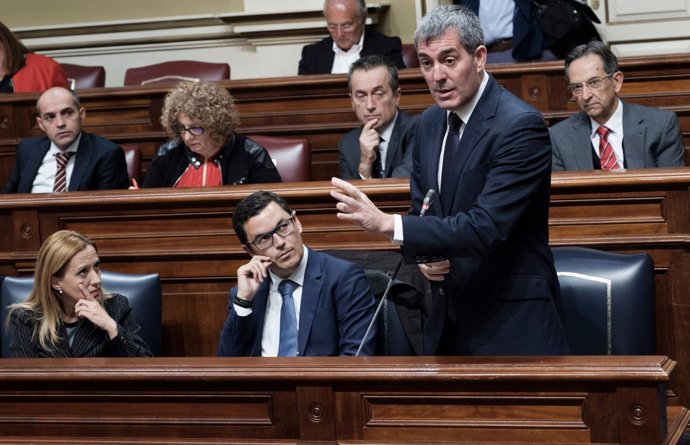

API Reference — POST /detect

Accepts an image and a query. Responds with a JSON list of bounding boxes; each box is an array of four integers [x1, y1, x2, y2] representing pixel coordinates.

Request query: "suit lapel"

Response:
[[69, 133, 90, 191], [384, 112, 404, 177], [621, 102, 645, 168], [570, 113, 596, 170], [297, 249, 323, 355], [22, 140, 51, 192]]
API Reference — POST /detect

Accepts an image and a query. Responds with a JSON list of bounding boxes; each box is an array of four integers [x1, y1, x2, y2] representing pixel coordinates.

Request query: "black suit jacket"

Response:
[[7, 294, 153, 358], [402, 75, 569, 356], [2, 132, 130, 193], [338, 111, 417, 179], [298, 30, 405, 75]]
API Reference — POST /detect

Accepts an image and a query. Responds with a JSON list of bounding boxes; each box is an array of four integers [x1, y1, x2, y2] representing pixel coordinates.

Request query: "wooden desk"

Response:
[[1, 169, 690, 405], [1, 54, 690, 185], [0, 356, 680, 444]]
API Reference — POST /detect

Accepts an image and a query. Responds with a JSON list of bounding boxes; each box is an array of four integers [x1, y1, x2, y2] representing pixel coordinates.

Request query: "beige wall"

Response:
[[377, 0, 418, 44], [2, 0, 244, 27]]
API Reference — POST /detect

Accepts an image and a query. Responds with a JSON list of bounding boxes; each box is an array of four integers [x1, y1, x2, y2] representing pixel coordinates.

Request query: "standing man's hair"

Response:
[[347, 54, 400, 92], [413, 5, 484, 56], [232, 191, 293, 244], [564, 41, 619, 81]]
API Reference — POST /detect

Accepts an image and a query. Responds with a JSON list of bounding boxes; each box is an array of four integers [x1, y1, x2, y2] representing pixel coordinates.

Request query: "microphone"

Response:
[[354, 189, 436, 356]]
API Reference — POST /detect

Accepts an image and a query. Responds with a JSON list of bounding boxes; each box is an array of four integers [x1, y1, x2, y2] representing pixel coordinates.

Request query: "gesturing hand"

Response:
[[330, 177, 395, 237]]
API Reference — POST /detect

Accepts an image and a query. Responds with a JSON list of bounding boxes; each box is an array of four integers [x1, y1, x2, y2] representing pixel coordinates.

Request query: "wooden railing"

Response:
[[0, 356, 683, 444], [1, 168, 690, 407], [2, 53, 690, 185]]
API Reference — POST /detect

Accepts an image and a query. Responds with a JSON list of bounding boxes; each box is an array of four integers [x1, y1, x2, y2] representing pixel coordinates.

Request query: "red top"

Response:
[[12, 53, 69, 93], [175, 160, 222, 188]]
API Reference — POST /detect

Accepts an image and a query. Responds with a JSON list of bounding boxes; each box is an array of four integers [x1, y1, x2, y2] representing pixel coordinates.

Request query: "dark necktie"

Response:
[[372, 137, 384, 178], [277, 279, 298, 357], [53, 152, 74, 192], [441, 113, 463, 209], [596, 126, 621, 171]]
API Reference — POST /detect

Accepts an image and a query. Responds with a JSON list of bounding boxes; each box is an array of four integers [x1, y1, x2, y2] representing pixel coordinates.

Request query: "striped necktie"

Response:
[[596, 126, 621, 171], [53, 152, 74, 192]]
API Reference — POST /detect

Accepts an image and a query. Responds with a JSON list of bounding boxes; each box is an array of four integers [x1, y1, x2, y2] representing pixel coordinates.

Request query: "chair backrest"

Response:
[[120, 144, 142, 184], [61, 63, 106, 89], [401, 44, 419, 68], [247, 135, 311, 182], [123, 60, 230, 86], [363, 268, 420, 356], [552, 246, 655, 355], [0, 270, 162, 357]]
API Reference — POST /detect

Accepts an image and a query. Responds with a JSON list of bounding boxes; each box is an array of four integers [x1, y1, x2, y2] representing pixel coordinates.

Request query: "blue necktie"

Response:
[[441, 113, 462, 211], [277, 279, 299, 356]]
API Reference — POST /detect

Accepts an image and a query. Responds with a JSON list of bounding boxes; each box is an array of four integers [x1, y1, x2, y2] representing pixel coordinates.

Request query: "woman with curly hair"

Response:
[[0, 21, 69, 93], [5, 230, 153, 358], [142, 80, 282, 187]]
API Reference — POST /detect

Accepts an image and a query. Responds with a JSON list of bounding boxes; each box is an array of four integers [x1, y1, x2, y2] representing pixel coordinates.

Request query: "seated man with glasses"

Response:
[[217, 190, 377, 357], [298, 0, 406, 75], [550, 41, 685, 171], [142, 81, 281, 187]]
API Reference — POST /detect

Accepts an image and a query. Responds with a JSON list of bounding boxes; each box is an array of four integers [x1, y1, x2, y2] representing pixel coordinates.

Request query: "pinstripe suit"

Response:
[[7, 294, 153, 358]]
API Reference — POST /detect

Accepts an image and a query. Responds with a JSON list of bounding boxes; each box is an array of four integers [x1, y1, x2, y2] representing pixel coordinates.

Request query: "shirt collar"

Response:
[[332, 30, 365, 56], [269, 245, 309, 290], [589, 98, 624, 137], [447, 71, 489, 124], [378, 110, 398, 143], [49, 133, 82, 155]]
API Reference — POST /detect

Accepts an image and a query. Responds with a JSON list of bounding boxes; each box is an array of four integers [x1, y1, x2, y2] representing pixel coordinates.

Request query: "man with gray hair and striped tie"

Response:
[[2, 86, 129, 193]]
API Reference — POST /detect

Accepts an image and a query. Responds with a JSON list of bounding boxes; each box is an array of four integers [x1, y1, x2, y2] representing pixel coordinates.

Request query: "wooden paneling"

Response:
[[0, 356, 680, 444]]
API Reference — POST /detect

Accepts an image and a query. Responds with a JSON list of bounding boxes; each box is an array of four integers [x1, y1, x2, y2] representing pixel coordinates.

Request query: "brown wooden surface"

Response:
[[1, 168, 690, 409], [0, 355, 677, 444], [2, 53, 690, 185]]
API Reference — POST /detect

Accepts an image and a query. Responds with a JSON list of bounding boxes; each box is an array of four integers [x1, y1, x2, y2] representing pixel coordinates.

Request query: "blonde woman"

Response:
[[5, 230, 152, 358]]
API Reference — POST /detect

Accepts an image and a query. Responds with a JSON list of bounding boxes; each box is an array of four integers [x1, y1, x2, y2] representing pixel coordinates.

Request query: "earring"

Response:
[[55, 287, 63, 294]]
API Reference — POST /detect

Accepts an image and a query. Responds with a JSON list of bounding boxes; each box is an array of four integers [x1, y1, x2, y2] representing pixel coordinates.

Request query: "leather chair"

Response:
[[552, 246, 656, 355], [123, 60, 230, 86], [61, 63, 106, 89], [248, 135, 311, 182], [120, 144, 142, 184], [401, 43, 419, 68], [0, 271, 162, 357]]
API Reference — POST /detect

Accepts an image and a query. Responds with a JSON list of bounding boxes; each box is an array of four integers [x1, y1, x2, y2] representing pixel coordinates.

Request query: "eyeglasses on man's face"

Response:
[[567, 73, 615, 96], [172, 124, 205, 136], [327, 22, 356, 33], [247, 215, 296, 251]]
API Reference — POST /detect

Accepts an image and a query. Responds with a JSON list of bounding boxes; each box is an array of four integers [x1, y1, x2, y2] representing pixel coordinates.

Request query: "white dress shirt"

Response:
[[331, 32, 365, 74], [31, 134, 82, 193], [590, 98, 625, 169]]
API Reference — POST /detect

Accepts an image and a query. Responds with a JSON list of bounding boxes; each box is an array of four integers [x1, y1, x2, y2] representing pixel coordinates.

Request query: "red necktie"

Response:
[[53, 152, 74, 192], [596, 126, 621, 171]]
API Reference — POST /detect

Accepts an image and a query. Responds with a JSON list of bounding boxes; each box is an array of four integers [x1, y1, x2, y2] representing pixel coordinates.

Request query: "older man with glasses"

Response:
[[550, 40, 685, 171], [298, 0, 406, 75], [216, 190, 377, 357]]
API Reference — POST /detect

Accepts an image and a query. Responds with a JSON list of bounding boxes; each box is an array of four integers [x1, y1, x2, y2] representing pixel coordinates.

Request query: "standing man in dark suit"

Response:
[[339, 55, 416, 179], [216, 191, 376, 357], [550, 41, 685, 171], [331, 5, 569, 356], [3, 86, 129, 193], [298, 0, 406, 75]]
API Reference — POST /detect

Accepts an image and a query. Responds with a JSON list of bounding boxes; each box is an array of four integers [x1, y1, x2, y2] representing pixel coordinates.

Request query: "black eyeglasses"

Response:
[[247, 216, 296, 251], [567, 73, 614, 96], [172, 124, 205, 136]]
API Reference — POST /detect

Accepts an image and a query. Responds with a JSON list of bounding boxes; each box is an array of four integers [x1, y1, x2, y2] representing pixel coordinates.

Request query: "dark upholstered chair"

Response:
[[123, 60, 230, 86], [248, 135, 311, 182], [401, 43, 419, 68], [120, 144, 142, 184], [552, 247, 656, 355], [61, 63, 106, 89], [1, 271, 162, 357]]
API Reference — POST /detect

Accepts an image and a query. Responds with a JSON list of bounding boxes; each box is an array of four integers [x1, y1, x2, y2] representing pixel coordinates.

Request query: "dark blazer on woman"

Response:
[[7, 294, 153, 358], [142, 133, 282, 187]]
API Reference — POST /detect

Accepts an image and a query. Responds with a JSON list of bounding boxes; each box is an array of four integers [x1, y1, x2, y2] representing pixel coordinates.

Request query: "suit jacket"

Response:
[[401, 75, 569, 356], [338, 111, 417, 179], [7, 294, 153, 358], [216, 248, 377, 357], [2, 132, 130, 193], [550, 101, 686, 170], [298, 30, 405, 75]]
